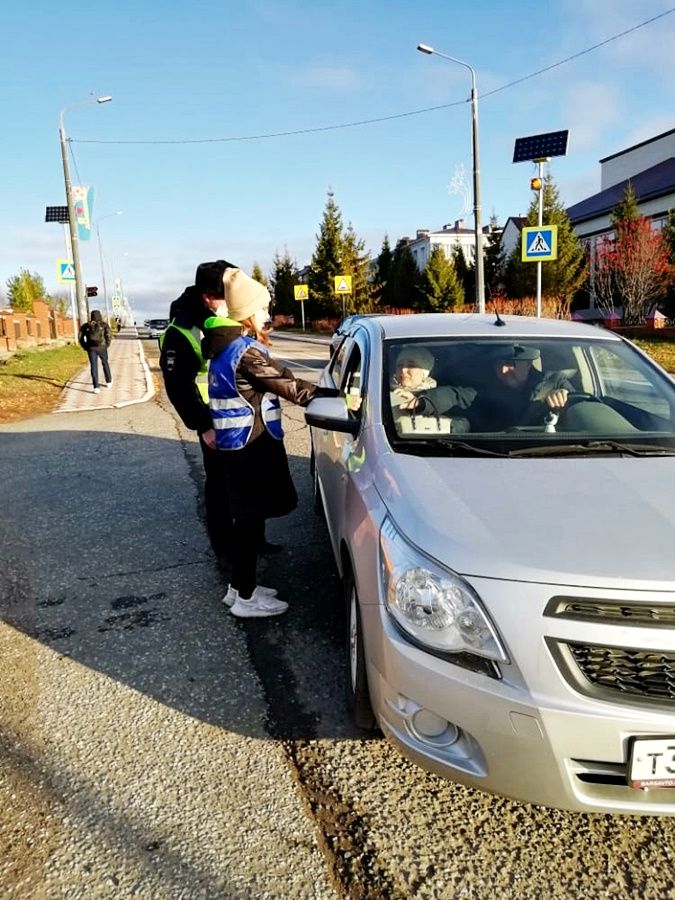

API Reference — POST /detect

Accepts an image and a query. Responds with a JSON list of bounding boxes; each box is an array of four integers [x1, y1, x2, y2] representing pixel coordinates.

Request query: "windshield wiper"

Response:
[[402, 438, 509, 459], [508, 440, 675, 458]]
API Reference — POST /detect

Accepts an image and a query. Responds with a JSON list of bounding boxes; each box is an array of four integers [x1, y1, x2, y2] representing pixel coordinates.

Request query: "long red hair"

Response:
[[240, 317, 271, 346]]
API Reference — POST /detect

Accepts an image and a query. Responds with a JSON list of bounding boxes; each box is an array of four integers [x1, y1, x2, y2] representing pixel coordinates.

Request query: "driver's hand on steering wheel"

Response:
[[545, 388, 569, 409]]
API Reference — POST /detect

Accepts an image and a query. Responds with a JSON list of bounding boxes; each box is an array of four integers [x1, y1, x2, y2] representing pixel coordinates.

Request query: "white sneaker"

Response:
[[104, 381, 112, 388], [93, 387, 100, 394], [222, 584, 278, 608], [229, 587, 288, 618]]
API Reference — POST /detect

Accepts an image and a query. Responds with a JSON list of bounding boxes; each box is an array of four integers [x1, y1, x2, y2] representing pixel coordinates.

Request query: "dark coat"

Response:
[[159, 286, 213, 434], [202, 324, 335, 521]]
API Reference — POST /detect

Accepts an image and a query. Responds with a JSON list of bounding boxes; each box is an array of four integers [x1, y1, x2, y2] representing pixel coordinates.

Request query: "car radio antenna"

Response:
[[493, 305, 506, 327]]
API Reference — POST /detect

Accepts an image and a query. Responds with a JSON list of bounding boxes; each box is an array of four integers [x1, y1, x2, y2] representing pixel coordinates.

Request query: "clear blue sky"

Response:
[[1, 0, 674, 320]]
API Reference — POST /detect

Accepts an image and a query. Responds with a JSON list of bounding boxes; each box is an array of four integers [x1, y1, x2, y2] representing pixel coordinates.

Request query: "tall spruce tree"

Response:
[[308, 190, 345, 317], [374, 234, 393, 303], [610, 180, 640, 226], [505, 173, 587, 317], [251, 262, 268, 286], [387, 239, 420, 309], [269, 248, 297, 316], [484, 213, 506, 298], [418, 246, 464, 311], [451, 244, 470, 306], [342, 223, 373, 314]]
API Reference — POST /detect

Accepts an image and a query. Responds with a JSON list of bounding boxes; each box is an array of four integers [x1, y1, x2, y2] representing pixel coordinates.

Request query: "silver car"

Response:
[[305, 313, 675, 815]]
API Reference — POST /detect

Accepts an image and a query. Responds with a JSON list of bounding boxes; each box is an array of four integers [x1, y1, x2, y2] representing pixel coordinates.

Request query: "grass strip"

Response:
[[0, 343, 85, 422]]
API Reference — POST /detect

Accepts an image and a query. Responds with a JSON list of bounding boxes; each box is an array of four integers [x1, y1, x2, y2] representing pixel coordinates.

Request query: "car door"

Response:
[[314, 331, 367, 562]]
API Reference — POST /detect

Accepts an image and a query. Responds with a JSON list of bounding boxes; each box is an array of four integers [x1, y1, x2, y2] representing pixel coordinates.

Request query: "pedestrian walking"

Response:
[[78, 309, 113, 394], [202, 267, 337, 618]]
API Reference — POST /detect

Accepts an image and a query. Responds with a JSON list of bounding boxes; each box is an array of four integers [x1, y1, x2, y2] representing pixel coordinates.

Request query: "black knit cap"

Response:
[[194, 259, 236, 298]]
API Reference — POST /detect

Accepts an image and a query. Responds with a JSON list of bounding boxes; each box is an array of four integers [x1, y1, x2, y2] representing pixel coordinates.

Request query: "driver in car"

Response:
[[471, 344, 573, 431]]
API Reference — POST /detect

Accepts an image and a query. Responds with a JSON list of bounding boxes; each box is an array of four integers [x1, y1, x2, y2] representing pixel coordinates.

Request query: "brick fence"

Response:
[[0, 299, 77, 354]]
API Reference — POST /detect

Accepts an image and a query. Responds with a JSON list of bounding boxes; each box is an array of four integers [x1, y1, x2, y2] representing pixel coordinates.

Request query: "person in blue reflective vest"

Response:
[[202, 267, 337, 618]]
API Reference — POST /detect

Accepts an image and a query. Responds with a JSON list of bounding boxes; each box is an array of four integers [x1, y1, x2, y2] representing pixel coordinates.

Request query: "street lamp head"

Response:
[[417, 43, 434, 54], [97, 96, 112, 104]]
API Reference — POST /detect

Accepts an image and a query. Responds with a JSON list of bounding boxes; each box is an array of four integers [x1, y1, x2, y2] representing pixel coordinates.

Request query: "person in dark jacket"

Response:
[[78, 309, 112, 393], [202, 267, 336, 618], [160, 260, 241, 561]]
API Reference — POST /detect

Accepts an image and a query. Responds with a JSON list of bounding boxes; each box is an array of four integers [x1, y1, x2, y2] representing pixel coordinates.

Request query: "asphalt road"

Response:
[[1, 332, 674, 899]]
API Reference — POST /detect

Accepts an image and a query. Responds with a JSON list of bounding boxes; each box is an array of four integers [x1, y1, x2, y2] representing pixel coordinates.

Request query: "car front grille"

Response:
[[567, 642, 675, 702], [546, 596, 675, 627]]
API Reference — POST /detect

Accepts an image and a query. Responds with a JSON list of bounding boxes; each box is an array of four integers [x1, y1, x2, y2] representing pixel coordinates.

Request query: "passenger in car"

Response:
[[390, 346, 476, 433]]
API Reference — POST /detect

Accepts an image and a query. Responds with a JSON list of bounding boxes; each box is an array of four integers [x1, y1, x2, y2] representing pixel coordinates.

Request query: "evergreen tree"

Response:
[[387, 239, 420, 309], [308, 190, 345, 317], [374, 234, 393, 303], [484, 214, 506, 299], [341, 223, 373, 314], [610, 180, 640, 227], [269, 248, 297, 316], [418, 246, 464, 311], [6, 269, 45, 313], [505, 173, 587, 317], [251, 262, 268, 286], [451, 243, 470, 306]]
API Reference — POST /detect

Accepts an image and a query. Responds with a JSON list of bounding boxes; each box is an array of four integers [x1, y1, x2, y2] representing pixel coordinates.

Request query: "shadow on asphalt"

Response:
[[0, 426, 369, 743]]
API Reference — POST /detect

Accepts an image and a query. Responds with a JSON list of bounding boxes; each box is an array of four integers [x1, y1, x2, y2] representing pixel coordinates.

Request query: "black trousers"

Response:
[[231, 518, 265, 599], [87, 348, 111, 388], [199, 438, 234, 556]]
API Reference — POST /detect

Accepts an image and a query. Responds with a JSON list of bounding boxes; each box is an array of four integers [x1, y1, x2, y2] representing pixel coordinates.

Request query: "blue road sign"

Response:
[[521, 225, 558, 261]]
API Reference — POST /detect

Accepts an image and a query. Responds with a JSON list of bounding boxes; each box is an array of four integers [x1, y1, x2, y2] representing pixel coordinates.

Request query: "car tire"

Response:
[[344, 570, 376, 732], [310, 450, 324, 517]]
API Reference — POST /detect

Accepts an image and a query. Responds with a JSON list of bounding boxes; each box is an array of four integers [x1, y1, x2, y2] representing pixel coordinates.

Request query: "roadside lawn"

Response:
[[0, 344, 85, 423], [632, 337, 675, 373]]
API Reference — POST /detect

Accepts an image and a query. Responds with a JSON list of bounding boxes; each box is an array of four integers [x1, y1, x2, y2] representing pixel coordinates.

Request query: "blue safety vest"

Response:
[[208, 335, 284, 450]]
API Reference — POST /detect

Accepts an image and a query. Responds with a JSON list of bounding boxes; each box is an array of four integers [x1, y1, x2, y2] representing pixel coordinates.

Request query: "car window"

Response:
[[383, 337, 675, 449], [589, 343, 671, 419]]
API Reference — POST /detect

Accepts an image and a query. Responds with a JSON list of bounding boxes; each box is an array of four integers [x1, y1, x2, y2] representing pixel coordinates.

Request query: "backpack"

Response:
[[88, 320, 106, 348]]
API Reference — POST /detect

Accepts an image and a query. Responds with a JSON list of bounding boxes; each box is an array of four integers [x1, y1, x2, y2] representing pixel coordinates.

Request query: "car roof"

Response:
[[352, 313, 623, 343]]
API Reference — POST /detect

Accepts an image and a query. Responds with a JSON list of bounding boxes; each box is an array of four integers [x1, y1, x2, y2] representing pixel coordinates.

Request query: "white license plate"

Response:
[[629, 736, 675, 789]]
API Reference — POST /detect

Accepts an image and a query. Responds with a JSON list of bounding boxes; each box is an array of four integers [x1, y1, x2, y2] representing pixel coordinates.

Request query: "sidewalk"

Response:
[[55, 328, 155, 413]]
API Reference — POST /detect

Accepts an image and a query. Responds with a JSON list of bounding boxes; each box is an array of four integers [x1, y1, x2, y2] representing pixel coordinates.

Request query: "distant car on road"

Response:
[[305, 312, 675, 815], [144, 318, 169, 339]]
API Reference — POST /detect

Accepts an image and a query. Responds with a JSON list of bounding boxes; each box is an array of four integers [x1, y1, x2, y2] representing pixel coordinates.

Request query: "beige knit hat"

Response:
[[222, 267, 271, 321]]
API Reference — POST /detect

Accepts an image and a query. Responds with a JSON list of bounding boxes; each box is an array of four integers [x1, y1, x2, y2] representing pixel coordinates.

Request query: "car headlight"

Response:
[[379, 517, 508, 663]]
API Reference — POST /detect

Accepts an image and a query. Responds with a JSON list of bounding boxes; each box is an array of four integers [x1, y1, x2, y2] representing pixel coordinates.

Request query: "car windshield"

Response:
[[383, 336, 675, 455]]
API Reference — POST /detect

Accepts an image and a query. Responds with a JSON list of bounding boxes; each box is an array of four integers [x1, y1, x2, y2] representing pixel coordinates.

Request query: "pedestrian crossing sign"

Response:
[[521, 226, 558, 261], [334, 275, 352, 294], [294, 284, 309, 301], [57, 259, 76, 282]]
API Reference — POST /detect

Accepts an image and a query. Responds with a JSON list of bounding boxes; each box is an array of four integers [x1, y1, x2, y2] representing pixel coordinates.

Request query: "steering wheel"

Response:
[[564, 391, 603, 407]]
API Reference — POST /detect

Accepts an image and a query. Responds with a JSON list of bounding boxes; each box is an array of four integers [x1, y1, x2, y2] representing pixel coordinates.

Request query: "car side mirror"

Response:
[[305, 396, 360, 436]]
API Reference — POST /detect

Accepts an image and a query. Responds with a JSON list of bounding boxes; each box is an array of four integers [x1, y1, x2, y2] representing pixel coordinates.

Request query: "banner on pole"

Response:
[[72, 186, 94, 241]]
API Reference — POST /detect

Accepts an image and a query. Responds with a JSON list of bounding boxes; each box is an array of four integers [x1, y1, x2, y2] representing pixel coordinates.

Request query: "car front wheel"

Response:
[[344, 571, 376, 731]]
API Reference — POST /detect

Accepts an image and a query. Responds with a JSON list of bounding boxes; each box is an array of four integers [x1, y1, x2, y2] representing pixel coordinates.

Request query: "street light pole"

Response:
[[59, 95, 112, 328], [96, 211, 122, 322], [417, 44, 485, 314]]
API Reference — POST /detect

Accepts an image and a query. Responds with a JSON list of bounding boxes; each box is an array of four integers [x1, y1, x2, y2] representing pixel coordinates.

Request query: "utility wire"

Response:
[[72, 8, 674, 146]]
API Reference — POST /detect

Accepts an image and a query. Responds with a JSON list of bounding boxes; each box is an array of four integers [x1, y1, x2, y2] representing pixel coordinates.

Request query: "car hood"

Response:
[[374, 452, 675, 589]]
